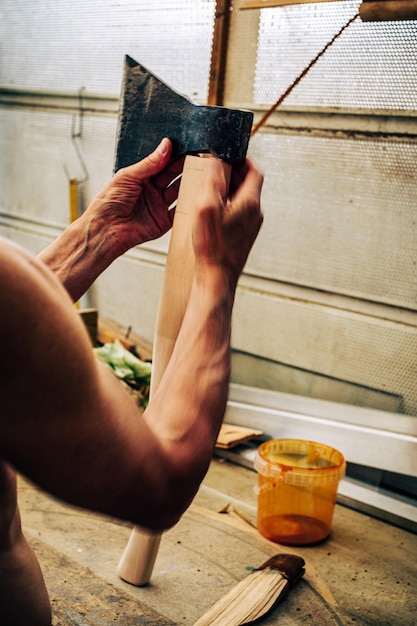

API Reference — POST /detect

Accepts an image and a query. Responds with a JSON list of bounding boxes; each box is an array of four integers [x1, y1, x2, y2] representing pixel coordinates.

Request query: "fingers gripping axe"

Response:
[[114, 56, 253, 586]]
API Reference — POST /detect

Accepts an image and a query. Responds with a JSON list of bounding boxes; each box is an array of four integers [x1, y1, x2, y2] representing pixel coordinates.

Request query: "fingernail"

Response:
[[158, 137, 170, 156]]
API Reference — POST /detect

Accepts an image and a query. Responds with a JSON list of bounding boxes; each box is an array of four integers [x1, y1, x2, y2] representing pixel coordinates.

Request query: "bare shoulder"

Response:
[[0, 236, 65, 298], [0, 236, 98, 414], [0, 236, 33, 273], [0, 236, 41, 265], [0, 237, 75, 345]]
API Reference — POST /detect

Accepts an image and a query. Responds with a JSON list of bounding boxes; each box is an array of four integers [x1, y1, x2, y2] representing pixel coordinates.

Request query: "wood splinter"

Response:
[[193, 553, 305, 626]]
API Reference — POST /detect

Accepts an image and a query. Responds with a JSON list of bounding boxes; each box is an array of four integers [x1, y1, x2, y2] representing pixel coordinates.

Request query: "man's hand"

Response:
[[192, 157, 264, 289], [85, 137, 184, 256], [38, 138, 184, 301]]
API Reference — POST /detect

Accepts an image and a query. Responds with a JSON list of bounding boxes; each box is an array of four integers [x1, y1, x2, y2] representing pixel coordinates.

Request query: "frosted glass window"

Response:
[[0, 0, 216, 100]]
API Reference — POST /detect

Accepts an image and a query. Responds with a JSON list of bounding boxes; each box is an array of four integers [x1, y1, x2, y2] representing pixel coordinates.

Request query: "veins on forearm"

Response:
[[38, 215, 110, 302]]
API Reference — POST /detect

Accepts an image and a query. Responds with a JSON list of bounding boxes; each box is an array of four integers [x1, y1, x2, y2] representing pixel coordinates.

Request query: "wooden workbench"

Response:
[[19, 458, 417, 625]]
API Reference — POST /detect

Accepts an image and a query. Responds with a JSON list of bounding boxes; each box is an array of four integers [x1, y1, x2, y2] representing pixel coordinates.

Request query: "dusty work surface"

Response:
[[19, 458, 417, 626]]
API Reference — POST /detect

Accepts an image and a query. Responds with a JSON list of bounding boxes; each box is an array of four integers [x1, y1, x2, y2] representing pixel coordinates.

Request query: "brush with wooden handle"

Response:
[[193, 553, 305, 626]]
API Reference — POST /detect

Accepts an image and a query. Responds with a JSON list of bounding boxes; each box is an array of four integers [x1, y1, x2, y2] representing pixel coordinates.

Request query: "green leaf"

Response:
[[94, 339, 151, 384]]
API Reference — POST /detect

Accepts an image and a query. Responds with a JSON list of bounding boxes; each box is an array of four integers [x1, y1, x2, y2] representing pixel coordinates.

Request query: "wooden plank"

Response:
[[97, 317, 153, 361], [241, 0, 342, 9], [360, 0, 417, 21], [241, 0, 417, 19], [216, 423, 264, 449], [79, 308, 98, 346]]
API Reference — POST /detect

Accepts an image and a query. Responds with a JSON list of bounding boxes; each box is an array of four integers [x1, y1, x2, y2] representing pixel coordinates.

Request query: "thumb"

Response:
[[119, 137, 172, 182]]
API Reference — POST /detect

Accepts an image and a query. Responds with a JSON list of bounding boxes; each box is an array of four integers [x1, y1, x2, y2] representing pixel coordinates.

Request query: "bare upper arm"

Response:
[[0, 238, 174, 526], [0, 237, 98, 403], [0, 238, 215, 530]]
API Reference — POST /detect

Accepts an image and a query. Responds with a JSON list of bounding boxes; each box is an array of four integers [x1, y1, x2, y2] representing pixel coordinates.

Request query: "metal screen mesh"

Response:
[[228, 1, 417, 417], [247, 132, 417, 310], [254, 0, 417, 110]]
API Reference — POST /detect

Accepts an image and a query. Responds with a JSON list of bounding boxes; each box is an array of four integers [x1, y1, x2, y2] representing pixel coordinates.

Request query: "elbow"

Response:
[[133, 452, 212, 531]]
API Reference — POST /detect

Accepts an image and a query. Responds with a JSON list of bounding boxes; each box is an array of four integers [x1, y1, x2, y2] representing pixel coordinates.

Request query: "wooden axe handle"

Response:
[[118, 155, 231, 586]]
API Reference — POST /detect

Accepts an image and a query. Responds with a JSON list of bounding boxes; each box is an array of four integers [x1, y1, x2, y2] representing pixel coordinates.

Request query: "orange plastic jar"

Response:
[[255, 439, 346, 546]]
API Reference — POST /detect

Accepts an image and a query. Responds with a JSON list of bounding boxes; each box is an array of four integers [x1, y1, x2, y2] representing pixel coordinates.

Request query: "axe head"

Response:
[[114, 56, 253, 172]]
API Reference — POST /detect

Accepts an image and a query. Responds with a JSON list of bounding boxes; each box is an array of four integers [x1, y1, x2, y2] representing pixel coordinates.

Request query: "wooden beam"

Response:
[[208, 0, 232, 105], [241, 0, 342, 9], [97, 318, 153, 361], [241, 0, 417, 20], [360, 0, 417, 21]]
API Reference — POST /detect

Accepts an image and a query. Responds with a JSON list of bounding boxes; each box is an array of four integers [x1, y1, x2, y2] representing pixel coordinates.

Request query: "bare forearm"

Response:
[[144, 269, 235, 503], [38, 213, 115, 302]]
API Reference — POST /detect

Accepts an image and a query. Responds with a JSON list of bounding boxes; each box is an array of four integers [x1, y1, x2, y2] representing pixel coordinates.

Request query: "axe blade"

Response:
[[114, 55, 253, 171]]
